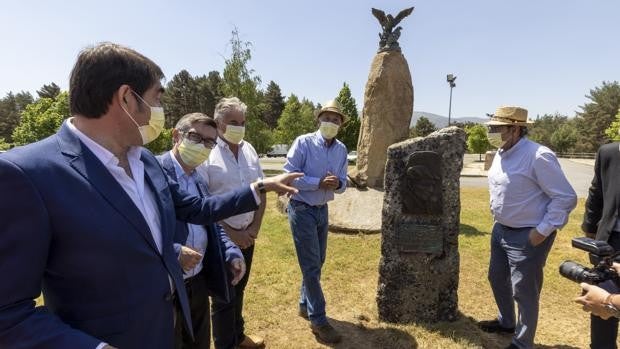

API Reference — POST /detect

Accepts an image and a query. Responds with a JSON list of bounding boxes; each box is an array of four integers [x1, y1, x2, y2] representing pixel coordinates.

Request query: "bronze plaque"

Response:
[[402, 151, 443, 215], [397, 223, 443, 254]]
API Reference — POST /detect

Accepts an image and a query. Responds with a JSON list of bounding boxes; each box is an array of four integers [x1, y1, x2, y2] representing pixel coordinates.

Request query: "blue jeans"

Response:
[[488, 223, 556, 349], [288, 200, 329, 326]]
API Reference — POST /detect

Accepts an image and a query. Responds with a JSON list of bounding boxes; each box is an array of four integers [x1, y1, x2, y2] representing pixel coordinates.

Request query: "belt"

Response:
[[290, 199, 326, 208]]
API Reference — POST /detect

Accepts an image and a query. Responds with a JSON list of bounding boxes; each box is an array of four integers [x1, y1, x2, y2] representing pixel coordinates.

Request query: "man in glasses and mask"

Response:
[[479, 106, 577, 349], [158, 113, 244, 349]]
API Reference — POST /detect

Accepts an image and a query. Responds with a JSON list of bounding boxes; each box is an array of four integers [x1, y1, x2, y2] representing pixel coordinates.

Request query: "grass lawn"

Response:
[[34, 188, 604, 348], [241, 188, 600, 348]]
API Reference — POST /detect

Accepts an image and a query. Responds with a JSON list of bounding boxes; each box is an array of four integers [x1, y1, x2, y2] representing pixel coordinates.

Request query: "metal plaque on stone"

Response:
[[396, 223, 443, 254]]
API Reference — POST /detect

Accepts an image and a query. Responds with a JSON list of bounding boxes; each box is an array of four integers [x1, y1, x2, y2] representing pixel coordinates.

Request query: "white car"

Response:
[[347, 151, 357, 164]]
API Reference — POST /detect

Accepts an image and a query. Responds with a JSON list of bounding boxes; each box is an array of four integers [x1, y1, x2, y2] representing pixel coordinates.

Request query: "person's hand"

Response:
[[612, 262, 620, 276], [260, 172, 303, 196], [319, 172, 339, 191], [179, 245, 203, 272], [575, 283, 614, 319], [229, 258, 246, 286], [222, 223, 254, 249], [528, 228, 546, 247], [103, 345, 119, 349]]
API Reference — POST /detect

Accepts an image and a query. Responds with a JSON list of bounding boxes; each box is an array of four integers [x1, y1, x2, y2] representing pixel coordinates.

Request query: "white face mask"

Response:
[[122, 91, 165, 145], [319, 121, 339, 139], [178, 138, 211, 168], [222, 125, 245, 144], [487, 132, 507, 149]]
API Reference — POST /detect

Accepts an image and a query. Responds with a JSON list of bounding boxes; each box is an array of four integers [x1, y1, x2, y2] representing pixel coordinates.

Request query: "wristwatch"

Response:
[[604, 294, 620, 318], [256, 180, 266, 194]]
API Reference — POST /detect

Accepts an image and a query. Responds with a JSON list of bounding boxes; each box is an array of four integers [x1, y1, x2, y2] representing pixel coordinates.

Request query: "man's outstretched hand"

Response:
[[257, 172, 303, 196]]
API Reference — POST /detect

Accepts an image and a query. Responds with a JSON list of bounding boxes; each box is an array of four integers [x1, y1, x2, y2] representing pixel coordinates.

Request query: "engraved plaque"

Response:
[[402, 151, 443, 215], [397, 223, 443, 254]]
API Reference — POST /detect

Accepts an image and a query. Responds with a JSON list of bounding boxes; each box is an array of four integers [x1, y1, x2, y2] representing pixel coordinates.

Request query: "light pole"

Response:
[[446, 74, 457, 126]]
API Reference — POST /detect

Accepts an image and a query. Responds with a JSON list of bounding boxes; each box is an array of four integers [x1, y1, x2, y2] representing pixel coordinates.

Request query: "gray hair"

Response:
[[213, 97, 247, 121], [174, 112, 217, 132]]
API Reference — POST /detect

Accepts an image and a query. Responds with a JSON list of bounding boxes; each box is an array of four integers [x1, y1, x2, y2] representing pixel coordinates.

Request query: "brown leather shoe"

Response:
[[310, 322, 342, 344], [238, 334, 265, 348]]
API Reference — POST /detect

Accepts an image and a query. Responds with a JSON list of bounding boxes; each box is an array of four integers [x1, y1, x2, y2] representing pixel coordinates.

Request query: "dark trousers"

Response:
[[174, 271, 211, 349], [212, 244, 254, 349], [591, 233, 620, 349]]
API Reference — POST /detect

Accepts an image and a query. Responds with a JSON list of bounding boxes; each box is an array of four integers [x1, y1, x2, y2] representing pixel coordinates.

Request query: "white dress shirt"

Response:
[[170, 151, 208, 279], [197, 138, 264, 230], [488, 137, 577, 236]]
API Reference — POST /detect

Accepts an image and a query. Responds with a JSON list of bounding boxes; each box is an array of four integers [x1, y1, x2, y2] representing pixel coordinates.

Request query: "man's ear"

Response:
[[172, 129, 180, 144], [117, 85, 132, 106]]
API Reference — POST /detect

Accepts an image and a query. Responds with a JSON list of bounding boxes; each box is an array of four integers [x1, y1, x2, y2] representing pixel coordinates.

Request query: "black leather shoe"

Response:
[[478, 319, 515, 334], [298, 305, 309, 320]]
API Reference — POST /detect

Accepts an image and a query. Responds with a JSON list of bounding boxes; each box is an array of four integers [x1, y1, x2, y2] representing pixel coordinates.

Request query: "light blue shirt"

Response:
[[284, 131, 348, 206], [488, 137, 577, 236], [170, 151, 208, 279]]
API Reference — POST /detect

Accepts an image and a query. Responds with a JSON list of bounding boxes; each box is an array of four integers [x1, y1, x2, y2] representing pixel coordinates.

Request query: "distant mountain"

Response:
[[410, 111, 488, 128]]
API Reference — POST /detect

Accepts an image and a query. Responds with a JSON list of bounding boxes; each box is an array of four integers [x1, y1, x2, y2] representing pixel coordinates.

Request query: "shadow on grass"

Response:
[[324, 318, 418, 349], [460, 223, 487, 236], [414, 312, 581, 349]]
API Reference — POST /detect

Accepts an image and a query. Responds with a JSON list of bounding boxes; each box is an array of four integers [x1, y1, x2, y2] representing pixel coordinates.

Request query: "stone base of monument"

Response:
[[377, 127, 466, 323], [276, 187, 384, 234]]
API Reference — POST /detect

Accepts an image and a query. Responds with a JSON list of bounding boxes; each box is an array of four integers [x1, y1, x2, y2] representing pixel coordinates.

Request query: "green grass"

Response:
[[34, 188, 604, 348]]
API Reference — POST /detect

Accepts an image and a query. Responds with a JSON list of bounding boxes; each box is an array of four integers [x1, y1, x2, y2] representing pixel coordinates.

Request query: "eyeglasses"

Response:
[[183, 131, 217, 149]]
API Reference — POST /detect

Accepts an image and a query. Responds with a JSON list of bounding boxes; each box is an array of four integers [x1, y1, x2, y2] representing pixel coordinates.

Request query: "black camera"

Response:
[[559, 237, 620, 285]]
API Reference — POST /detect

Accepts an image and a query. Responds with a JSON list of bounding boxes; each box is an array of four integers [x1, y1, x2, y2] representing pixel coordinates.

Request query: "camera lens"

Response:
[[559, 261, 589, 283]]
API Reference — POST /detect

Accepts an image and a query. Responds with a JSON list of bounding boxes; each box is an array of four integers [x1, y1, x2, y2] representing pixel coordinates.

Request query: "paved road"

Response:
[[460, 155, 594, 198], [260, 155, 595, 198]]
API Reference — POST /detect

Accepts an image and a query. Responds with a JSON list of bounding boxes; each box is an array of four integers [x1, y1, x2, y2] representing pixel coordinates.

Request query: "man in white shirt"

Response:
[[198, 97, 266, 349], [479, 106, 577, 349]]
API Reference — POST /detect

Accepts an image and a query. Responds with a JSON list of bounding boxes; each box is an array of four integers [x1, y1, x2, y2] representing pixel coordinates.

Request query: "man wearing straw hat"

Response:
[[283, 100, 348, 344], [478, 106, 577, 349]]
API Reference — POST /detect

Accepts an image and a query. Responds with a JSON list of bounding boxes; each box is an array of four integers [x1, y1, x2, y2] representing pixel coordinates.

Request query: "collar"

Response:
[[169, 150, 194, 180], [65, 118, 141, 167], [499, 136, 527, 157]]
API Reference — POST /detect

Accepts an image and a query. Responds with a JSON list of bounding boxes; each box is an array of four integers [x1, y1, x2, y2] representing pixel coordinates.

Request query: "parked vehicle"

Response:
[[347, 151, 357, 164], [267, 144, 289, 157]]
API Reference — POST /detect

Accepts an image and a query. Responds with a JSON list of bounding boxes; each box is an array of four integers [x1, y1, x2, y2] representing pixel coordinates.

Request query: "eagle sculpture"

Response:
[[371, 7, 414, 52]]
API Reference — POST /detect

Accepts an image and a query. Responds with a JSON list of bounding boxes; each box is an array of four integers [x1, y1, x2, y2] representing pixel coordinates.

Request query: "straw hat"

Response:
[[485, 106, 533, 126], [315, 100, 348, 123]]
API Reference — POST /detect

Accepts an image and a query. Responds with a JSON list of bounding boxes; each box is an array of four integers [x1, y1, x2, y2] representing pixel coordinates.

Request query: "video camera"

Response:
[[559, 237, 620, 286]]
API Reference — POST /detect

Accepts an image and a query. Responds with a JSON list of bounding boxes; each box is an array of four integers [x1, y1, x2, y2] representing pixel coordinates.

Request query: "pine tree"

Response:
[[261, 81, 285, 129], [576, 81, 620, 151], [275, 94, 316, 145], [335, 82, 359, 150], [37, 82, 61, 99]]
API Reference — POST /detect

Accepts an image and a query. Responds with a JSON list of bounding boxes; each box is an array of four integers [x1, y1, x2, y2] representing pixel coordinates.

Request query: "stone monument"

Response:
[[351, 7, 415, 189], [377, 127, 466, 323]]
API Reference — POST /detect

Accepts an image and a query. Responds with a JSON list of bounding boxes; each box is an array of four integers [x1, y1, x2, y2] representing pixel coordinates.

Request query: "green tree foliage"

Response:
[[466, 124, 490, 160], [261, 81, 285, 129], [528, 113, 569, 147], [274, 94, 316, 145], [0, 91, 34, 142], [576, 81, 620, 151], [162, 70, 200, 128], [145, 128, 173, 155], [410, 116, 437, 137], [220, 28, 273, 154], [12, 92, 69, 145], [604, 108, 620, 142], [37, 82, 61, 99], [335, 82, 360, 151], [205, 71, 224, 103], [550, 122, 578, 153]]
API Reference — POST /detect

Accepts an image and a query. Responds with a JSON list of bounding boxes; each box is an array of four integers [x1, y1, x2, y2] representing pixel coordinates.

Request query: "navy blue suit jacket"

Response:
[[158, 151, 242, 303], [0, 123, 258, 349]]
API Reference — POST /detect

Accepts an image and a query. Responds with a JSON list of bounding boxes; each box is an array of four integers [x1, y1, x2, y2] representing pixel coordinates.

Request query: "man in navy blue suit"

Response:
[[157, 112, 244, 349], [0, 42, 300, 349]]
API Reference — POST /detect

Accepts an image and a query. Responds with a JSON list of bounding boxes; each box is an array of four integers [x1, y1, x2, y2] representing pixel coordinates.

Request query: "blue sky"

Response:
[[1, 0, 618, 119]]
